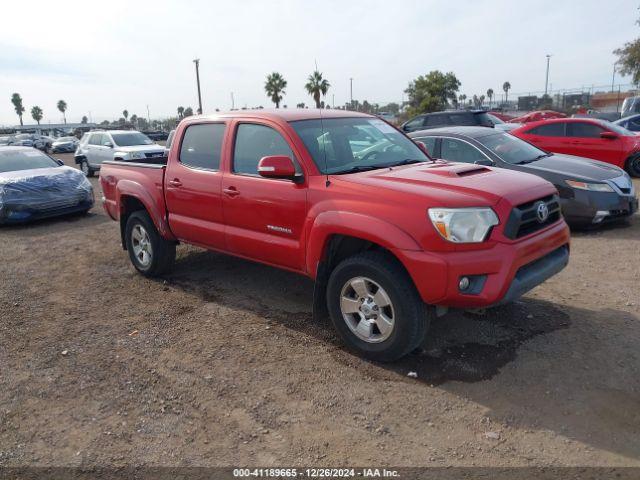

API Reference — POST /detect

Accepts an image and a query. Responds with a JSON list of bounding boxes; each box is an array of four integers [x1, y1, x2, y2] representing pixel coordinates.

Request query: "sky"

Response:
[[0, 0, 638, 126]]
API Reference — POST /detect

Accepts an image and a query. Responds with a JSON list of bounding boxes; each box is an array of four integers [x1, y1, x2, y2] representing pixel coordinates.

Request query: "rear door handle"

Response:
[[168, 179, 182, 187], [223, 187, 240, 197]]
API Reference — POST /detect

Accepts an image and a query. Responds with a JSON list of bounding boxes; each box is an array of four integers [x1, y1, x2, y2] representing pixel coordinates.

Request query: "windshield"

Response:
[[15, 134, 31, 140], [478, 132, 548, 164], [111, 132, 153, 146], [57, 136, 76, 142], [0, 149, 59, 173], [290, 117, 429, 174]]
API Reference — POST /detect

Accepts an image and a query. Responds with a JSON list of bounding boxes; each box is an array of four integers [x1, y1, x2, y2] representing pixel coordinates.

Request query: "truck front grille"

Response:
[[503, 194, 561, 239]]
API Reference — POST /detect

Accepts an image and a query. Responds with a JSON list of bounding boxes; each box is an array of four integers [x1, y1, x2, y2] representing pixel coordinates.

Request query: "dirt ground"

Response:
[[0, 152, 639, 468]]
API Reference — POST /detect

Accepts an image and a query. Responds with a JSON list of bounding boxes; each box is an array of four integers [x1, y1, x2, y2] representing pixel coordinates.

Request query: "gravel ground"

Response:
[[0, 152, 639, 468]]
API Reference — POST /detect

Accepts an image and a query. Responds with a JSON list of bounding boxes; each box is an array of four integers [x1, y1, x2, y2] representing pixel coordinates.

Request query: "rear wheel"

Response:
[[326, 251, 430, 362], [125, 211, 176, 277], [80, 160, 94, 177], [626, 154, 640, 177]]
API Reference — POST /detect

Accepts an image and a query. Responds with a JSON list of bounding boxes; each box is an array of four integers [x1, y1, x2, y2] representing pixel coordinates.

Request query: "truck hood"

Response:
[[522, 153, 624, 181], [332, 161, 555, 207], [113, 144, 163, 153]]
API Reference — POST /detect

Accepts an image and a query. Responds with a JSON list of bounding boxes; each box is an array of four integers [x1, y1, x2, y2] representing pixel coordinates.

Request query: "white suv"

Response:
[[74, 130, 165, 177]]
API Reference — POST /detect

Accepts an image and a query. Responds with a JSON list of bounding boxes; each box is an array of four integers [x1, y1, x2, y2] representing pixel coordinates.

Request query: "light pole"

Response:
[[146, 105, 150, 125], [350, 77, 353, 108], [230, 92, 235, 110], [193, 59, 203, 114], [612, 61, 618, 93], [544, 54, 552, 96]]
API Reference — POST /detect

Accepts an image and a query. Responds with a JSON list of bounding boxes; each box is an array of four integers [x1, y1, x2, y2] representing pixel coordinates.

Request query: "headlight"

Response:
[[129, 152, 145, 160], [428, 207, 499, 243], [565, 180, 614, 192]]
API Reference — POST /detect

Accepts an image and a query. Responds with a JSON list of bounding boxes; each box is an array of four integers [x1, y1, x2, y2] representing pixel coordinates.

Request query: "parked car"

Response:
[[410, 127, 637, 228], [100, 110, 570, 361], [486, 114, 521, 132], [0, 147, 94, 223], [142, 130, 170, 141], [510, 118, 640, 177], [613, 113, 640, 133], [11, 134, 53, 152], [488, 111, 516, 122], [74, 130, 164, 177], [51, 136, 79, 153], [621, 95, 640, 118], [401, 110, 495, 132], [0, 136, 14, 146], [508, 110, 566, 124]]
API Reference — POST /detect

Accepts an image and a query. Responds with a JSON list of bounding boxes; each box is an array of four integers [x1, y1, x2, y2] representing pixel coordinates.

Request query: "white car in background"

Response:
[[74, 130, 164, 177]]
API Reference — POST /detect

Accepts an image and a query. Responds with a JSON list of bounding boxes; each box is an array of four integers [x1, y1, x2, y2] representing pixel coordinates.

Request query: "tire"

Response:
[[80, 159, 94, 177], [326, 251, 430, 362], [124, 211, 176, 277], [626, 154, 640, 177]]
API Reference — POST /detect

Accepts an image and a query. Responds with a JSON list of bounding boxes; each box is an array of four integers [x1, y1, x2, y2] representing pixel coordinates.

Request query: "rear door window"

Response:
[[179, 123, 226, 170], [527, 123, 566, 137], [567, 122, 605, 138], [447, 113, 475, 126]]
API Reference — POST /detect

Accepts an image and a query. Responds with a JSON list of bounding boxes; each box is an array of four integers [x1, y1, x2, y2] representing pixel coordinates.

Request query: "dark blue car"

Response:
[[614, 113, 640, 132], [0, 147, 94, 224]]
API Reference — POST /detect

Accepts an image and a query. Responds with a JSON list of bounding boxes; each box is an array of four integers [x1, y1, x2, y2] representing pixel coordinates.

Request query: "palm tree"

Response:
[[177, 106, 184, 119], [486, 89, 494, 109], [479, 95, 486, 108], [184, 107, 194, 117], [57, 100, 68, 124], [130, 114, 138, 128], [503, 82, 511, 104], [11, 93, 25, 126], [264, 72, 287, 108], [458, 94, 467, 109], [122, 110, 129, 122], [305, 70, 330, 108], [31, 106, 43, 125], [81, 116, 88, 124]]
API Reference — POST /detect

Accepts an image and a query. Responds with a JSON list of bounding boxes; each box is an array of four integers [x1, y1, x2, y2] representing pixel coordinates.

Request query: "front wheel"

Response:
[[80, 160, 94, 177], [626, 154, 640, 177], [125, 211, 176, 277], [326, 251, 430, 362]]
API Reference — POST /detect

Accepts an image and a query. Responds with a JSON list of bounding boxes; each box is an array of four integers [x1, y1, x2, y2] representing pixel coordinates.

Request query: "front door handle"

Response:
[[223, 187, 240, 197], [168, 178, 182, 187]]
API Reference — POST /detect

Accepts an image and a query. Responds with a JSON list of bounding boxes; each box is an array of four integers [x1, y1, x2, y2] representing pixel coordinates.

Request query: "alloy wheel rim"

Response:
[[81, 162, 89, 175], [131, 224, 153, 267], [339, 276, 395, 343]]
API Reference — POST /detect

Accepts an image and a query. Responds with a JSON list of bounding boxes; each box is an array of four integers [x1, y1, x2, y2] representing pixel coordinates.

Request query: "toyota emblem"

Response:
[[536, 202, 549, 223]]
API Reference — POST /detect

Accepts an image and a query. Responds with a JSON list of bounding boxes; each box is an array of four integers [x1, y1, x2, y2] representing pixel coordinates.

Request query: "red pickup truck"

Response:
[[100, 109, 570, 361]]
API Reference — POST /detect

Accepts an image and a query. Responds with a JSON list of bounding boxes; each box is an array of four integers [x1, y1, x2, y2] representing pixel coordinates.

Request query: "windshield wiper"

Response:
[[332, 165, 385, 175], [518, 153, 552, 164], [383, 159, 425, 168]]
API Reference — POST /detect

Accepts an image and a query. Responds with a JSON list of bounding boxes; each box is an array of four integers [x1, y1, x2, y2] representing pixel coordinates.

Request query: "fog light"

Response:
[[459, 276, 470, 291], [593, 210, 609, 224]]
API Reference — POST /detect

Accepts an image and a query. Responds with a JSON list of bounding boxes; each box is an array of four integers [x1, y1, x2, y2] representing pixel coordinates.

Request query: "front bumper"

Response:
[[396, 219, 570, 308], [561, 189, 638, 227]]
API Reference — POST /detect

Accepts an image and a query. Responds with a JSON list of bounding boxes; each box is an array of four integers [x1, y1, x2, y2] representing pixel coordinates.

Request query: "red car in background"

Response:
[[509, 110, 566, 124], [488, 111, 515, 122], [511, 118, 640, 176]]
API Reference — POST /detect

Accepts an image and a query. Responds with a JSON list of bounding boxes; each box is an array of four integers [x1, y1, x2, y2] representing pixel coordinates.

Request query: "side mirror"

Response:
[[415, 141, 429, 154], [104, 141, 113, 148], [56, 159, 64, 166], [600, 131, 618, 140], [474, 158, 494, 166], [258, 155, 297, 180]]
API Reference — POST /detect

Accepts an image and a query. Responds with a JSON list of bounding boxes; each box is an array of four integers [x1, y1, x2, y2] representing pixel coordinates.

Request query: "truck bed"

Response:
[[100, 159, 167, 223]]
